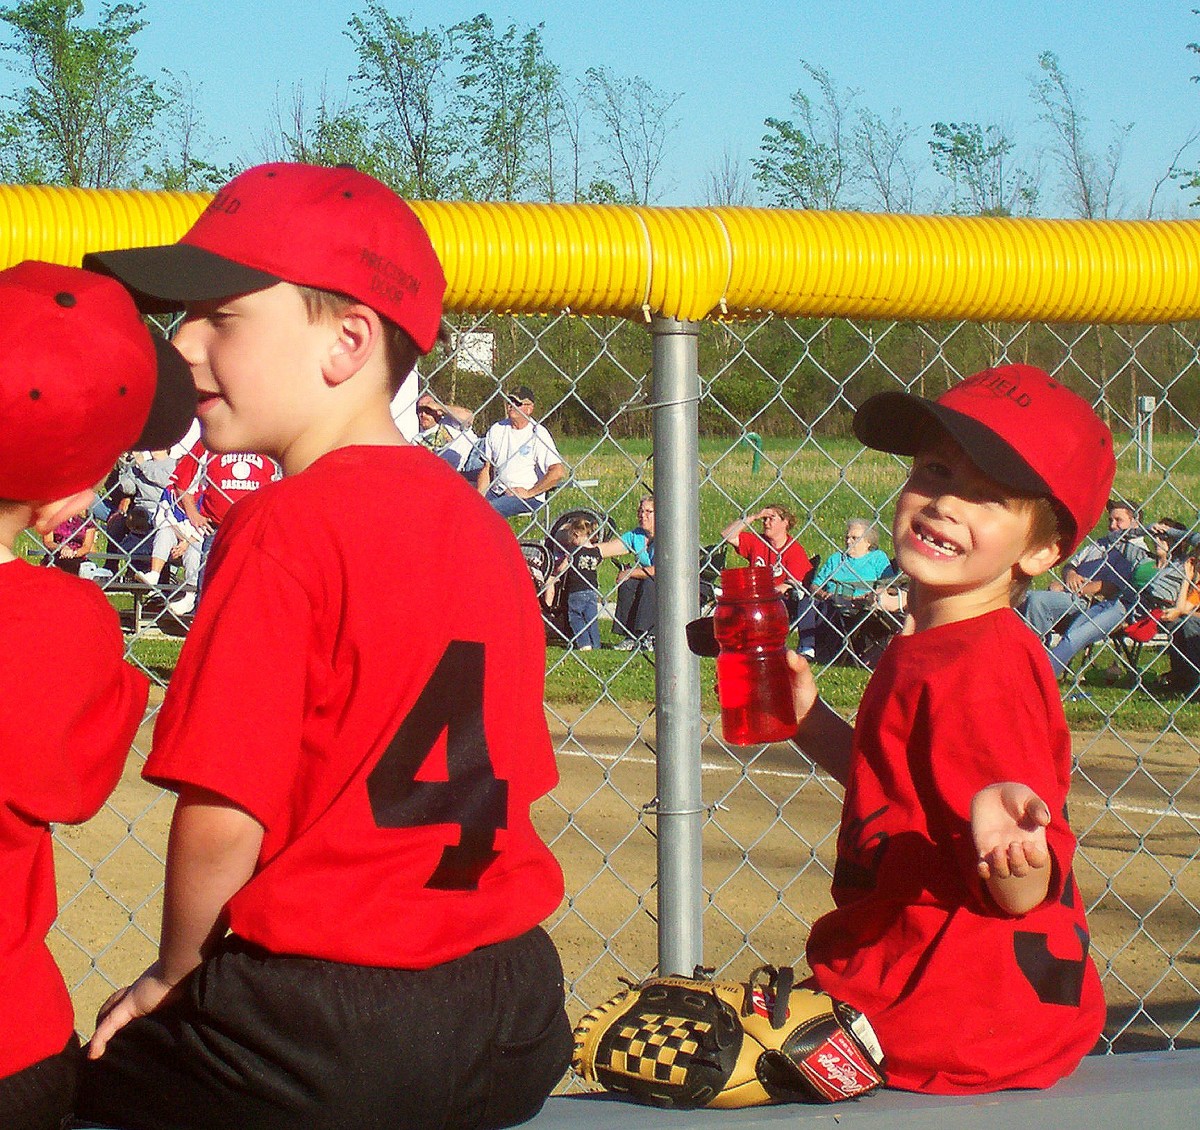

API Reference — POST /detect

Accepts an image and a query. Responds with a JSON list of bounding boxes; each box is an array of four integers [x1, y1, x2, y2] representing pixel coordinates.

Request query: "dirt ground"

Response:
[[52, 697, 1199, 1053]]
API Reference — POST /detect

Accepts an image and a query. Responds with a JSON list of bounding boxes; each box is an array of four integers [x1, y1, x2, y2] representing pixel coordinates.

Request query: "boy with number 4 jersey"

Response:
[[76, 163, 570, 1130]]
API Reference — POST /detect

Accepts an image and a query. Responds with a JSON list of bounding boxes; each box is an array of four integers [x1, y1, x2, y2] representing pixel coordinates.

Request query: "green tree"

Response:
[[752, 63, 856, 209], [703, 145, 755, 206], [262, 80, 392, 180], [1031, 51, 1129, 218], [0, 0, 162, 187], [345, 3, 463, 198], [929, 120, 1038, 216], [585, 65, 679, 205], [144, 70, 236, 192], [1173, 14, 1200, 210], [454, 14, 559, 201], [855, 106, 919, 212]]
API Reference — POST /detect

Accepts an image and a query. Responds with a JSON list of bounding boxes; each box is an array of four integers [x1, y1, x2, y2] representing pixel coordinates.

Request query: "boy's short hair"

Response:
[[0, 261, 193, 502], [296, 285, 421, 398], [1107, 497, 1139, 518], [853, 364, 1115, 561], [83, 162, 446, 356], [1009, 495, 1065, 603]]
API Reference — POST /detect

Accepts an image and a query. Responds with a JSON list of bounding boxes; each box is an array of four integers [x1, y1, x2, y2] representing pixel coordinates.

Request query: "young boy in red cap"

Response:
[[0, 260, 193, 1130], [788, 364, 1109, 1093], [76, 163, 570, 1130]]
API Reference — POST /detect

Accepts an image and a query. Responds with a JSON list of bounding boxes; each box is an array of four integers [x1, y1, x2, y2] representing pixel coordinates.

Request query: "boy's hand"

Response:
[[87, 960, 182, 1059], [785, 650, 819, 725], [784, 651, 853, 785], [971, 782, 1051, 881]]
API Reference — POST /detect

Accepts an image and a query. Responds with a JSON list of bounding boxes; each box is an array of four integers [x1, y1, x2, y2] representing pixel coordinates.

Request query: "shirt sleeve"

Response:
[[140, 459, 176, 490], [146, 508, 312, 830], [4, 583, 147, 825], [534, 426, 564, 473], [811, 553, 839, 590]]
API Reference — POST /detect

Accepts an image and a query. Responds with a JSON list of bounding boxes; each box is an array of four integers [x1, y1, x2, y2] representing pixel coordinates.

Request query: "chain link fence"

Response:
[[49, 308, 1199, 1060]]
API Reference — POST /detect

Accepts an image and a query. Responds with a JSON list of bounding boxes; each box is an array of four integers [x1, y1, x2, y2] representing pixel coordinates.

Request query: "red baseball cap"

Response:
[[854, 364, 1116, 558], [0, 260, 195, 502], [83, 162, 447, 353]]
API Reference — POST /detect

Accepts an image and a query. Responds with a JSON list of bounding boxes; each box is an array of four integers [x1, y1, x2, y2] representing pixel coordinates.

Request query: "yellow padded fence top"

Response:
[[4, 183, 1200, 324]]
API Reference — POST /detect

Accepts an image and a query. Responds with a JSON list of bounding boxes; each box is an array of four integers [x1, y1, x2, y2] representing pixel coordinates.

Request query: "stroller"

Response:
[[521, 508, 608, 647]]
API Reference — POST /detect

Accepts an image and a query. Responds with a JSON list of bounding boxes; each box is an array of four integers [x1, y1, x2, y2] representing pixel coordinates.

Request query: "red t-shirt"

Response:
[[806, 608, 1105, 1093], [171, 441, 280, 526], [735, 530, 813, 586], [147, 446, 564, 969], [0, 561, 147, 1078]]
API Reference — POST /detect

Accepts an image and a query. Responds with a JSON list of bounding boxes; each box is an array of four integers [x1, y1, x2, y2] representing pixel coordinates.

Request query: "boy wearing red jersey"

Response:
[[0, 261, 192, 1130], [77, 164, 570, 1129], [789, 365, 1109, 1093]]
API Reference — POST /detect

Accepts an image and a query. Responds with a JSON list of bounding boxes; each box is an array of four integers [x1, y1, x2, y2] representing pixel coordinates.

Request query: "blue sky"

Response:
[[43, 2, 1200, 215]]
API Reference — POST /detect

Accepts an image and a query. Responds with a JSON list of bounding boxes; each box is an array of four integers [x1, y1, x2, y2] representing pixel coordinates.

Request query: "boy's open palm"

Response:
[[971, 782, 1051, 881]]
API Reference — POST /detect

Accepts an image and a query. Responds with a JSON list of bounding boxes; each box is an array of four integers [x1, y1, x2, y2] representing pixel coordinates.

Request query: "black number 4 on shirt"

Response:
[[367, 640, 508, 891]]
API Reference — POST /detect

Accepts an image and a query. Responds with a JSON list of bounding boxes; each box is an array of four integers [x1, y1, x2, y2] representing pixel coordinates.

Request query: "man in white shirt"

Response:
[[477, 386, 566, 517]]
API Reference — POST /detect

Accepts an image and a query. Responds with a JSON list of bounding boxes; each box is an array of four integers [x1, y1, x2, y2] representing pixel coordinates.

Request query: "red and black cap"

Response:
[[83, 162, 447, 354], [854, 364, 1116, 559], [0, 261, 195, 502]]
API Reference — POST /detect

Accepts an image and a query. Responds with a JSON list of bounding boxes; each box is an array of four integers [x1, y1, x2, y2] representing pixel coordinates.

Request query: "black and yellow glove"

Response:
[[572, 965, 885, 1109]]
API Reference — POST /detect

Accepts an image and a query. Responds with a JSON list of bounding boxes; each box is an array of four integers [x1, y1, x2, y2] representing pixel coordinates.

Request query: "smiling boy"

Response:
[[787, 364, 1110, 1093], [76, 164, 570, 1130]]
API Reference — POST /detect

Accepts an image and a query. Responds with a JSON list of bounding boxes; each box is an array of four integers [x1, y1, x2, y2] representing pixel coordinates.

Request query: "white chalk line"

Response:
[[555, 745, 1200, 822]]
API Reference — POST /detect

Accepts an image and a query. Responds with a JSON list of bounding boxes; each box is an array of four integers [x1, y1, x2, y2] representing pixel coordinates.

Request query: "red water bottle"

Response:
[[714, 565, 797, 745]]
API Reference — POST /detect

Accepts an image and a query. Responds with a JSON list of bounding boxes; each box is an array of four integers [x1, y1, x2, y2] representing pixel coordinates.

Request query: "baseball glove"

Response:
[[572, 965, 885, 1109]]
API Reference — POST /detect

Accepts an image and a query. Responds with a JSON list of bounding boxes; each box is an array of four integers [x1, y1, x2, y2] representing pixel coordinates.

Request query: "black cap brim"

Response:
[[854, 390, 1051, 499], [83, 244, 280, 314], [135, 335, 197, 450]]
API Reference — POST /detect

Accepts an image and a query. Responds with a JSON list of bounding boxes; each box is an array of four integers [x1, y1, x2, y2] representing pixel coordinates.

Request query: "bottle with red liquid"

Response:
[[714, 565, 798, 745]]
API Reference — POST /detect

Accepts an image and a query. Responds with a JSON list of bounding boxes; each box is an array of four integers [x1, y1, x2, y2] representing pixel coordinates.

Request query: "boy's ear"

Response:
[[31, 488, 96, 535], [1017, 538, 1062, 581], [323, 303, 383, 386]]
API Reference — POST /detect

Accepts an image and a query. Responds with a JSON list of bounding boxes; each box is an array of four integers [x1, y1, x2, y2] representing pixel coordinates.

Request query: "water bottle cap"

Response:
[[719, 564, 777, 598]]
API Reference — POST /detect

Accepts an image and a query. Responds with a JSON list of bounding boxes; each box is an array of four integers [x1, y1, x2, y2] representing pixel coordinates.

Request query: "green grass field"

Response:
[[526, 431, 1200, 730], [38, 429, 1199, 731]]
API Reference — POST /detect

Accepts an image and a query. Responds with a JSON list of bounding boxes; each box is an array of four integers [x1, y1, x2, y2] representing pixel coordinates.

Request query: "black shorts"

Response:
[[74, 928, 570, 1130], [0, 1035, 80, 1130]]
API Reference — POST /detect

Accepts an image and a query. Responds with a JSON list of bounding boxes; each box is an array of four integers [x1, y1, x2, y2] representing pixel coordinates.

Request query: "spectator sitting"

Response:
[[42, 506, 95, 576], [1019, 497, 1151, 679], [721, 503, 814, 627], [795, 519, 894, 659], [105, 504, 154, 577], [132, 489, 204, 610], [118, 448, 177, 525], [415, 392, 484, 485], [1149, 531, 1200, 697], [544, 515, 604, 650], [599, 495, 656, 650], [477, 385, 567, 517]]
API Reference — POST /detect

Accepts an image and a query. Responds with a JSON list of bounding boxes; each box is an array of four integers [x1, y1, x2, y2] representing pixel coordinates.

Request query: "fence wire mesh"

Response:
[[48, 311, 1199, 1058]]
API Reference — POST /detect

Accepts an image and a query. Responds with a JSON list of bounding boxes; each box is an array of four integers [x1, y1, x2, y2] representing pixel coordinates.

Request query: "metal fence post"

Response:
[[649, 315, 704, 976]]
